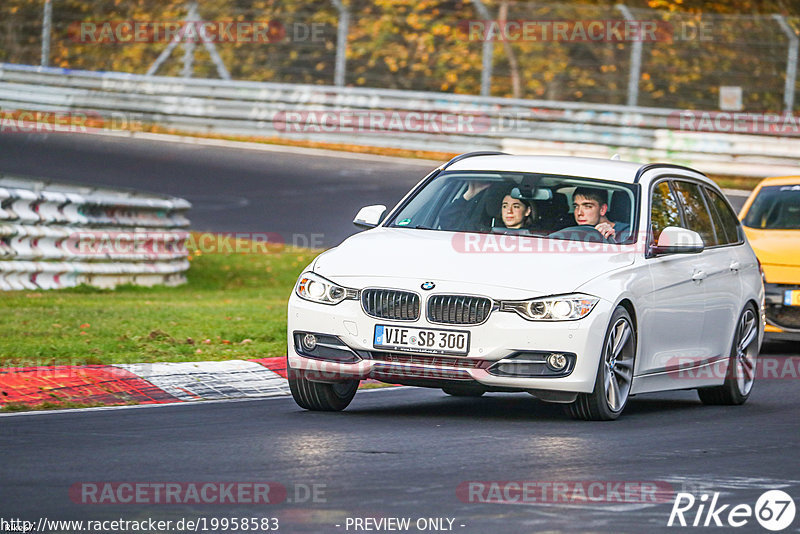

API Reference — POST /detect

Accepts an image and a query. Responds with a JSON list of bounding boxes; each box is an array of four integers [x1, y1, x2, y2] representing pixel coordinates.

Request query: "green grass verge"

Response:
[[0, 400, 131, 412], [0, 243, 316, 366]]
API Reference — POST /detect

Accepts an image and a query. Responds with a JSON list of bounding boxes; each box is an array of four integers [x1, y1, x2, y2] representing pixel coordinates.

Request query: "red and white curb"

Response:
[[116, 360, 289, 401], [0, 358, 291, 409]]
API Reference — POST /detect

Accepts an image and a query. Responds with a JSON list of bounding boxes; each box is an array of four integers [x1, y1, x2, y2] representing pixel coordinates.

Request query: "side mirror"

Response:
[[651, 226, 704, 255], [353, 205, 386, 229]]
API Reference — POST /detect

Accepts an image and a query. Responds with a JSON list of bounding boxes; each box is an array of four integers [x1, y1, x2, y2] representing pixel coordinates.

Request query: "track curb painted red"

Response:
[[0, 358, 290, 410]]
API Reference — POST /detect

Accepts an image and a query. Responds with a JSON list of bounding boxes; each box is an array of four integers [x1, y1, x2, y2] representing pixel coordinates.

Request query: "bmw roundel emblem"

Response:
[[421, 281, 435, 290]]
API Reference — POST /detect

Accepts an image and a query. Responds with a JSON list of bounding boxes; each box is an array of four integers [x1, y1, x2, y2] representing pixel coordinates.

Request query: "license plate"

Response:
[[784, 290, 800, 306], [373, 325, 470, 355]]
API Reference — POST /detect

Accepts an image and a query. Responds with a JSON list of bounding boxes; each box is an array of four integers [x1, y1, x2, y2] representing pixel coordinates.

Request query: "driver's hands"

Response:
[[463, 181, 490, 201], [595, 221, 616, 240]]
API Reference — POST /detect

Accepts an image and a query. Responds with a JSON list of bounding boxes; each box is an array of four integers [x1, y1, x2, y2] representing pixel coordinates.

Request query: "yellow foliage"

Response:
[[0, 0, 795, 108]]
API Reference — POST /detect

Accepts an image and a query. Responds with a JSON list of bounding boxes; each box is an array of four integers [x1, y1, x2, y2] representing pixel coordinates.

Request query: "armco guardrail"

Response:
[[0, 174, 190, 290], [1, 63, 799, 176]]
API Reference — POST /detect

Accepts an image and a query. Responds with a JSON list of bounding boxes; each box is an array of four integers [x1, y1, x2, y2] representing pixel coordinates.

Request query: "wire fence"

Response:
[[0, 1, 798, 112]]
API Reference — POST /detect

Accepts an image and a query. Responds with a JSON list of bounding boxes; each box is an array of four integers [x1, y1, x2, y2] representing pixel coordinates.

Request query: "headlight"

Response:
[[500, 294, 599, 321], [295, 272, 357, 305]]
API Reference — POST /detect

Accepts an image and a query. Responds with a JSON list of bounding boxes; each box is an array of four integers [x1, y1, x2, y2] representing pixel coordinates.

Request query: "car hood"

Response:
[[744, 228, 800, 267], [313, 227, 636, 295]]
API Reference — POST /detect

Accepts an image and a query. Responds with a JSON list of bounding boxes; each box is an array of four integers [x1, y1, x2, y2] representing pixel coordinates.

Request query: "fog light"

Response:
[[302, 333, 317, 351], [546, 353, 568, 371]]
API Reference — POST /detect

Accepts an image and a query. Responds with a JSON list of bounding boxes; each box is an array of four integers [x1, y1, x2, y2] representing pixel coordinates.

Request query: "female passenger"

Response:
[[500, 193, 536, 229]]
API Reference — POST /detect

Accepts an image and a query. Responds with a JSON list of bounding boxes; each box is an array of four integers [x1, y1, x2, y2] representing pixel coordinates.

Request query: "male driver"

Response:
[[572, 187, 624, 241]]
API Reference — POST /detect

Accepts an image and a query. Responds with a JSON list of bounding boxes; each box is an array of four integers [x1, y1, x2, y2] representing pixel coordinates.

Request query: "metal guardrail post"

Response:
[[147, 2, 230, 80], [470, 0, 494, 97], [147, 28, 185, 76], [201, 25, 231, 80], [40, 0, 52, 67], [773, 14, 798, 113], [331, 0, 349, 87], [616, 4, 643, 107], [182, 2, 198, 78]]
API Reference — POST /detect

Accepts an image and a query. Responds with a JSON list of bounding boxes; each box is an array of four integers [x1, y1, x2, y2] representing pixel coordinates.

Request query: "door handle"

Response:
[[730, 261, 741, 272], [692, 270, 707, 281]]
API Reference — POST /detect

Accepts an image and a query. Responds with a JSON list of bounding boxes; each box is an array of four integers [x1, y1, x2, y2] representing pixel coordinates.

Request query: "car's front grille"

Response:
[[371, 366, 472, 381], [367, 351, 485, 381], [361, 288, 420, 321], [368, 352, 485, 369], [768, 306, 800, 330], [427, 295, 493, 325]]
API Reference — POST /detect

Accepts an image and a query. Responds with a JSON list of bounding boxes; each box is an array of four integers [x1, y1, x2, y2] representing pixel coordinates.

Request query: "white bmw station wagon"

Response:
[[287, 154, 764, 420]]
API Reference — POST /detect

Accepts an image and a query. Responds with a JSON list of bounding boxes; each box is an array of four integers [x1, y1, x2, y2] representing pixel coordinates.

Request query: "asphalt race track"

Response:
[[0, 132, 751, 246], [2, 341, 799, 534], [1, 132, 798, 533], [0, 132, 434, 248]]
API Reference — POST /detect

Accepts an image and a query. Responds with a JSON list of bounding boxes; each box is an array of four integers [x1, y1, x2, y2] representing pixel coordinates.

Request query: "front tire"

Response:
[[697, 303, 758, 406], [288, 368, 359, 411], [567, 306, 636, 421]]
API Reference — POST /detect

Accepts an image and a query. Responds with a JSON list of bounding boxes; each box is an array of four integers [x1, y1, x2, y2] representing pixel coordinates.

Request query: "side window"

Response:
[[705, 187, 743, 245], [649, 181, 682, 243], [672, 181, 718, 247], [703, 188, 732, 244]]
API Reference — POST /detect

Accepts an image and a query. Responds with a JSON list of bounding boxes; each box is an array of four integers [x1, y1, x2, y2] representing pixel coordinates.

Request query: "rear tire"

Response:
[[567, 306, 636, 421], [442, 385, 485, 397], [288, 368, 359, 411], [698, 303, 758, 406]]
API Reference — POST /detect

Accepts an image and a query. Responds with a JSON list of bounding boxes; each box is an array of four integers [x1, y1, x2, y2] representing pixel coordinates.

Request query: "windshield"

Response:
[[386, 171, 639, 244], [743, 184, 800, 230]]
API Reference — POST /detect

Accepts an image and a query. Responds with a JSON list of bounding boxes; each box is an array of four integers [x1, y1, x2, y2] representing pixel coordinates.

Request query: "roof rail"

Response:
[[441, 151, 508, 170], [634, 163, 707, 183]]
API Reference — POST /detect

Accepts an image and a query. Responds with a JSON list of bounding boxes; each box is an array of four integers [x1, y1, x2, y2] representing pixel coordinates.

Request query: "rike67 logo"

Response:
[[668, 490, 795, 531]]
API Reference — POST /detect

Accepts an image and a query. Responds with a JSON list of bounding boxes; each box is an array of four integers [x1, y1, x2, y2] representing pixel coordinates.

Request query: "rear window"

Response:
[[743, 184, 800, 230]]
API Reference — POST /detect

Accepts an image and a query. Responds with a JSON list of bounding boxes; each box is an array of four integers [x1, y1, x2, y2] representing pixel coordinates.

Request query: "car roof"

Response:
[[444, 155, 694, 184], [756, 176, 800, 187]]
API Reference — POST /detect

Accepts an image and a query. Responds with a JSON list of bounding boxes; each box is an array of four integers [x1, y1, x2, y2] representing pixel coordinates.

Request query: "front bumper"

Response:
[[287, 288, 614, 394], [764, 282, 800, 340]]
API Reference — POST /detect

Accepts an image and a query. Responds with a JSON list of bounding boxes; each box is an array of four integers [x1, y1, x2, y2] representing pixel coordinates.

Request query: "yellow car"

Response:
[[739, 176, 800, 342]]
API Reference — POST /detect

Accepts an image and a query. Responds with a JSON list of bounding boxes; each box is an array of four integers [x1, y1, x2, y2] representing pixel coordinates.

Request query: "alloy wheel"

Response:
[[734, 308, 758, 396], [603, 317, 634, 412]]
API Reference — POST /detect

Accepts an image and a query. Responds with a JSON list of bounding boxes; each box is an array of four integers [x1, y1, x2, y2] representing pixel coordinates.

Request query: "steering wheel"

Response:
[[548, 225, 615, 244]]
